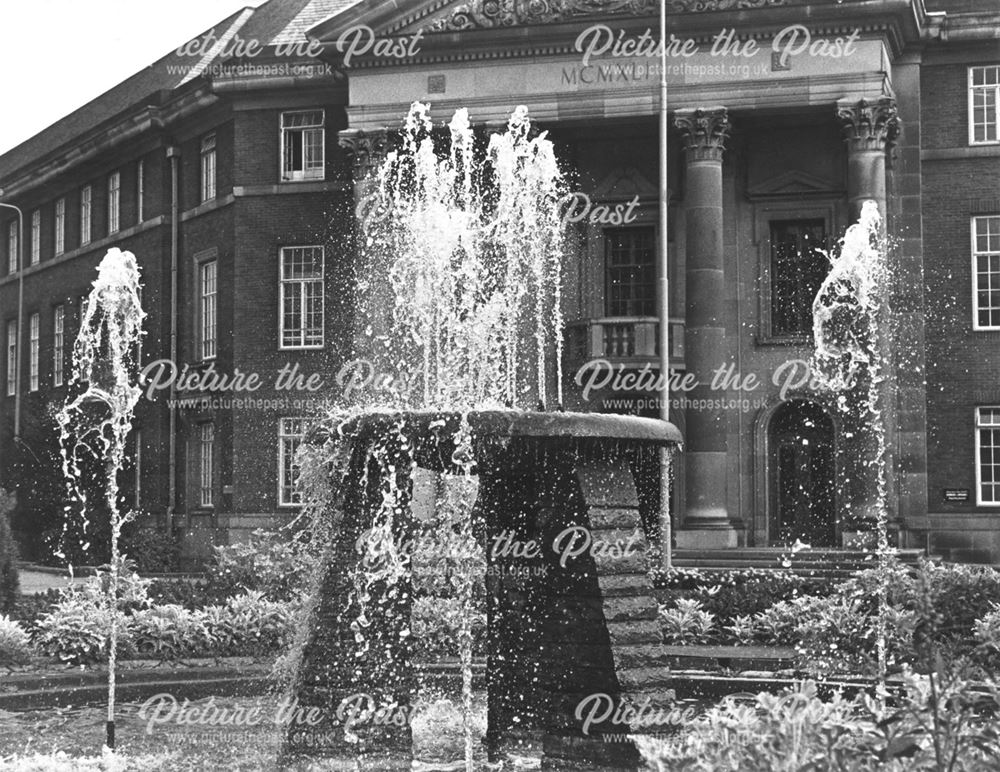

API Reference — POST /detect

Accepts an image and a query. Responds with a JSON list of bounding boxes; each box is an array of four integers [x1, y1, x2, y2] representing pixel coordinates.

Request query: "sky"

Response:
[[0, 0, 268, 155]]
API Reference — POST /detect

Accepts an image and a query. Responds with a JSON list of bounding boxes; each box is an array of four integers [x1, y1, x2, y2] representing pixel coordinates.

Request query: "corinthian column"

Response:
[[835, 98, 900, 540], [837, 98, 899, 222], [338, 128, 395, 370], [673, 107, 739, 548]]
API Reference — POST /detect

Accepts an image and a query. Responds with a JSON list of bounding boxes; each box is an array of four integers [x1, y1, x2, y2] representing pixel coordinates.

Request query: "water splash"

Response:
[[357, 102, 567, 412], [811, 200, 893, 684], [56, 248, 145, 748]]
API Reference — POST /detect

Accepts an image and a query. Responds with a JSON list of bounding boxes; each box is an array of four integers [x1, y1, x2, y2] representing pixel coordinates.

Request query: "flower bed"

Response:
[[656, 559, 1000, 678]]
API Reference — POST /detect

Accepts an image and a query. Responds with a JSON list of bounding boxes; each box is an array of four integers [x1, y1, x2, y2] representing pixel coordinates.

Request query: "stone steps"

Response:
[[667, 547, 932, 577]]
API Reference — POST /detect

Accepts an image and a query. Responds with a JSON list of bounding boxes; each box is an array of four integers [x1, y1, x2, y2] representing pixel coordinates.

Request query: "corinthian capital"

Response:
[[674, 107, 730, 162], [837, 98, 900, 153], [338, 129, 395, 183]]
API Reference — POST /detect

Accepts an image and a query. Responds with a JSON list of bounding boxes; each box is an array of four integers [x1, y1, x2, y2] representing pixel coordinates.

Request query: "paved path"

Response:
[[16, 566, 85, 595]]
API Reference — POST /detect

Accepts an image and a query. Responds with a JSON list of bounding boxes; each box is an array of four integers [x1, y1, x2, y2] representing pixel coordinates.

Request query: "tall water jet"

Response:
[[284, 105, 680, 771], [354, 103, 567, 411], [56, 248, 145, 749], [812, 200, 893, 681]]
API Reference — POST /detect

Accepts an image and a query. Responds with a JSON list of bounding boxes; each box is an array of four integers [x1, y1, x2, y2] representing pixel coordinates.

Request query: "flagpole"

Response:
[[658, 0, 672, 569]]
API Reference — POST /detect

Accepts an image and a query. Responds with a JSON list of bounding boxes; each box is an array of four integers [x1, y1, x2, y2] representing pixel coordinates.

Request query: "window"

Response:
[[108, 172, 120, 233], [7, 220, 17, 274], [280, 246, 324, 348], [80, 185, 92, 245], [605, 227, 655, 316], [279, 417, 311, 506], [199, 423, 215, 508], [5, 321, 15, 397], [30, 210, 40, 265], [200, 260, 217, 359], [970, 66, 1000, 145], [974, 216, 1000, 330], [281, 110, 325, 181], [28, 312, 39, 391], [977, 407, 1000, 506], [200, 134, 217, 202], [770, 219, 828, 337], [136, 159, 145, 223], [54, 198, 65, 255], [53, 305, 64, 387]]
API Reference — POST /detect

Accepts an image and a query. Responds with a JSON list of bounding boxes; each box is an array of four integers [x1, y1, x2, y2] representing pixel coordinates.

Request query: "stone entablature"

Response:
[[429, 0, 790, 31]]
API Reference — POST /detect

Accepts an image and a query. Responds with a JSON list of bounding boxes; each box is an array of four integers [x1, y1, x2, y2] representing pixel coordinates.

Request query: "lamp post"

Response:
[[658, 0, 673, 569], [0, 191, 24, 455]]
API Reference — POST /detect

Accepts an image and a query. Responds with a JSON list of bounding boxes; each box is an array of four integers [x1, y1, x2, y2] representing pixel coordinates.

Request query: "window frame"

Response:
[[200, 134, 217, 202], [278, 417, 311, 507], [200, 259, 218, 360], [280, 110, 325, 182], [80, 185, 92, 245], [136, 159, 145, 223], [603, 226, 657, 318], [30, 210, 40, 265], [199, 422, 215, 509], [6, 221, 16, 275], [54, 198, 65, 256], [969, 65, 1000, 146], [972, 215, 1000, 331], [278, 245, 325, 350], [6, 320, 16, 397], [28, 312, 39, 392], [976, 407, 1000, 507], [53, 304, 64, 387], [754, 200, 840, 345], [108, 171, 120, 234]]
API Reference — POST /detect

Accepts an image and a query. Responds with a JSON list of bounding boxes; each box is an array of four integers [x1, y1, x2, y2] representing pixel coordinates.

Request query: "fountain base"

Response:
[[281, 411, 681, 770]]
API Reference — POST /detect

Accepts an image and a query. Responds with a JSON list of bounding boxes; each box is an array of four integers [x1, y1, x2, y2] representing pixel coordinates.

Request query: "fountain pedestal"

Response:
[[281, 411, 681, 770]]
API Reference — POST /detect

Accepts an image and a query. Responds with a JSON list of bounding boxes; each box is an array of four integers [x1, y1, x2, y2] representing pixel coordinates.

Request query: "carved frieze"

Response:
[[431, 0, 788, 31]]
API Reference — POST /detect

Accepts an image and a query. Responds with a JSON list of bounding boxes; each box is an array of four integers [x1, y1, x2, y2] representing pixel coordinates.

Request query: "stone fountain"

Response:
[[281, 104, 681, 770]]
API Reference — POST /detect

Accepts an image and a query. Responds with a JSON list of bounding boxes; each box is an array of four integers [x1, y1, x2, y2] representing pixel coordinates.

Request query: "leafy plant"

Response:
[[659, 598, 716, 644], [0, 614, 33, 666], [32, 593, 131, 665], [725, 614, 757, 646], [201, 591, 294, 657], [130, 604, 212, 661], [119, 523, 180, 574], [206, 530, 313, 602], [652, 566, 832, 624]]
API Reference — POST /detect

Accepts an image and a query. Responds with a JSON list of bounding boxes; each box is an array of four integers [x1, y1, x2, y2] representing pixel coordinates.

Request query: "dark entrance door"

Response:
[[770, 400, 835, 546]]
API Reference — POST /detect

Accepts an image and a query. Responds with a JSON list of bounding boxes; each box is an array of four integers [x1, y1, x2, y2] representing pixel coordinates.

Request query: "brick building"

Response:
[[0, 0, 998, 565]]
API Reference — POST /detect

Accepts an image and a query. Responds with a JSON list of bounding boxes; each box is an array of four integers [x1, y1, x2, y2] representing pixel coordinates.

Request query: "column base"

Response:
[[675, 525, 741, 549]]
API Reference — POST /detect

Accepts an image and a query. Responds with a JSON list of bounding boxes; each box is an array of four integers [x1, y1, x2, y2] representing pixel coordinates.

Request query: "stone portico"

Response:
[[314, 0, 927, 551]]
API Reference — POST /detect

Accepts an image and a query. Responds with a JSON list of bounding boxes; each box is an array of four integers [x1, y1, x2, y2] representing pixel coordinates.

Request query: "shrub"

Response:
[[201, 591, 294, 657], [206, 530, 312, 602], [30, 562, 146, 665], [659, 598, 716, 644], [635, 676, 1000, 772], [32, 593, 131, 665], [652, 567, 832, 623], [8, 588, 61, 628], [119, 524, 180, 574], [0, 614, 33, 666], [130, 604, 212, 661], [0, 488, 20, 614]]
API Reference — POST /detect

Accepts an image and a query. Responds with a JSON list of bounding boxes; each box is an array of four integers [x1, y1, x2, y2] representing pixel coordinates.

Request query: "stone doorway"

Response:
[[769, 400, 836, 547]]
